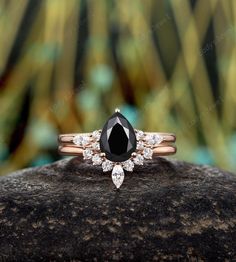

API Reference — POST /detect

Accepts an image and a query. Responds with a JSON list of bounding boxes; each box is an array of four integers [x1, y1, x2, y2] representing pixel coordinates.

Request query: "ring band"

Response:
[[58, 109, 177, 188], [58, 132, 176, 145], [58, 145, 177, 156]]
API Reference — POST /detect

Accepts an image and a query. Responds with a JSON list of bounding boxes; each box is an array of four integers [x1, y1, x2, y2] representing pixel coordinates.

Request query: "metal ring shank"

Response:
[[58, 145, 177, 156], [58, 132, 176, 145]]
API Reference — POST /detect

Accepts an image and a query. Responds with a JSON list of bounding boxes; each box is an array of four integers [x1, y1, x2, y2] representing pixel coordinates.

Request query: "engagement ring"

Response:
[[58, 109, 176, 188]]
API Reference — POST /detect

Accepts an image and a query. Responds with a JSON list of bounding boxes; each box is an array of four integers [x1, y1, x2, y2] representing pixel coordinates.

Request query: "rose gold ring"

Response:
[[58, 109, 177, 188], [58, 132, 176, 146], [58, 144, 176, 156]]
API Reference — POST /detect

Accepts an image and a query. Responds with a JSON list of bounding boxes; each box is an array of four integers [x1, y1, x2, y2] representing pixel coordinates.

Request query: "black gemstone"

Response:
[[100, 112, 137, 162]]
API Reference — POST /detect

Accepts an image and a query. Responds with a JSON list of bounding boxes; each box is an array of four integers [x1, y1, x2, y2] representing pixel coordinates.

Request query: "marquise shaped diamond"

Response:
[[112, 165, 125, 188]]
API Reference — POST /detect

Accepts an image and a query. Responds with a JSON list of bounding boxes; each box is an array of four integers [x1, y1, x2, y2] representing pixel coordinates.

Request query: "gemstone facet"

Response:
[[137, 141, 144, 150], [92, 130, 101, 141], [73, 135, 90, 147], [102, 160, 113, 172], [112, 165, 125, 188], [83, 149, 93, 159], [122, 159, 134, 172], [136, 130, 144, 140], [145, 134, 163, 146], [100, 112, 137, 162], [143, 147, 153, 159], [92, 142, 100, 151], [92, 154, 103, 165], [133, 154, 144, 165]]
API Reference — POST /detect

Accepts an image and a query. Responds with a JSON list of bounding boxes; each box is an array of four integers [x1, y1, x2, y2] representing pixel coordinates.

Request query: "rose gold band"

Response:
[[58, 145, 177, 156], [57, 109, 177, 188], [58, 132, 176, 146]]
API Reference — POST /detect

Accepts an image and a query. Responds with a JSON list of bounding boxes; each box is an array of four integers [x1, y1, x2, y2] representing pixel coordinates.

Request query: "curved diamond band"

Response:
[[58, 110, 177, 188]]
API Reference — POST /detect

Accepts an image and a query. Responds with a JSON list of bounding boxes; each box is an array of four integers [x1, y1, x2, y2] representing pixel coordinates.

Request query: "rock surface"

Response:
[[0, 156, 235, 261]]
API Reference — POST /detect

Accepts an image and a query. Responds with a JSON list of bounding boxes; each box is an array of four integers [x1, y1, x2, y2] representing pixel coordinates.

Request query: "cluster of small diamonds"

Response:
[[73, 130, 105, 164], [73, 129, 163, 174], [73, 131, 116, 173], [120, 130, 163, 172], [73, 129, 163, 188]]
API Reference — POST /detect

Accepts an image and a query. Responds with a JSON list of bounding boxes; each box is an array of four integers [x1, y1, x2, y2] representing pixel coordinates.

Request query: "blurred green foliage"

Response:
[[0, 0, 236, 175]]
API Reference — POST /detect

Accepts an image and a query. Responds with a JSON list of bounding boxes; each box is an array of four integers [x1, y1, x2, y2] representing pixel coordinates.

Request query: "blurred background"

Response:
[[0, 0, 235, 176]]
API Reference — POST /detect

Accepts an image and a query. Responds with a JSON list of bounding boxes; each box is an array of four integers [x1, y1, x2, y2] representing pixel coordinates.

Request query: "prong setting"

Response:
[[72, 128, 158, 188], [68, 109, 175, 188]]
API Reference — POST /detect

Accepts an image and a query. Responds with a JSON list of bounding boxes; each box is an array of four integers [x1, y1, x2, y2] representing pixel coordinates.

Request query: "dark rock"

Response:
[[0, 157, 235, 261]]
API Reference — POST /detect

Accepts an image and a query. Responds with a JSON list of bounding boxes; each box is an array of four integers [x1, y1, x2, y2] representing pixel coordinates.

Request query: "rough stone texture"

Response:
[[0, 157, 235, 261]]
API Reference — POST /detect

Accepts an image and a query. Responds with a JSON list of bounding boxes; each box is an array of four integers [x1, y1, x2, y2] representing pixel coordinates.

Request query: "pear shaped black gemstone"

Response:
[[100, 112, 137, 162]]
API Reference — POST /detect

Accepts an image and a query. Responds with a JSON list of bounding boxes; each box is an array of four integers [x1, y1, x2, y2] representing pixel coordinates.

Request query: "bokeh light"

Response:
[[0, 0, 236, 175]]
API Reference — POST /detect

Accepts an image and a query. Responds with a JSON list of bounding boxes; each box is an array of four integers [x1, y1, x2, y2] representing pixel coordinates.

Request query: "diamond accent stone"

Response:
[[102, 160, 113, 172], [83, 149, 93, 159], [122, 159, 134, 172], [92, 130, 101, 141], [92, 154, 103, 165], [100, 112, 137, 162], [133, 154, 144, 165], [136, 130, 144, 140], [137, 141, 144, 150], [145, 134, 163, 145], [92, 142, 100, 151], [143, 147, 153, 159], [112, 165, 125, 188], [73, 135, 90, 146], [155, 135, 163, 145]]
